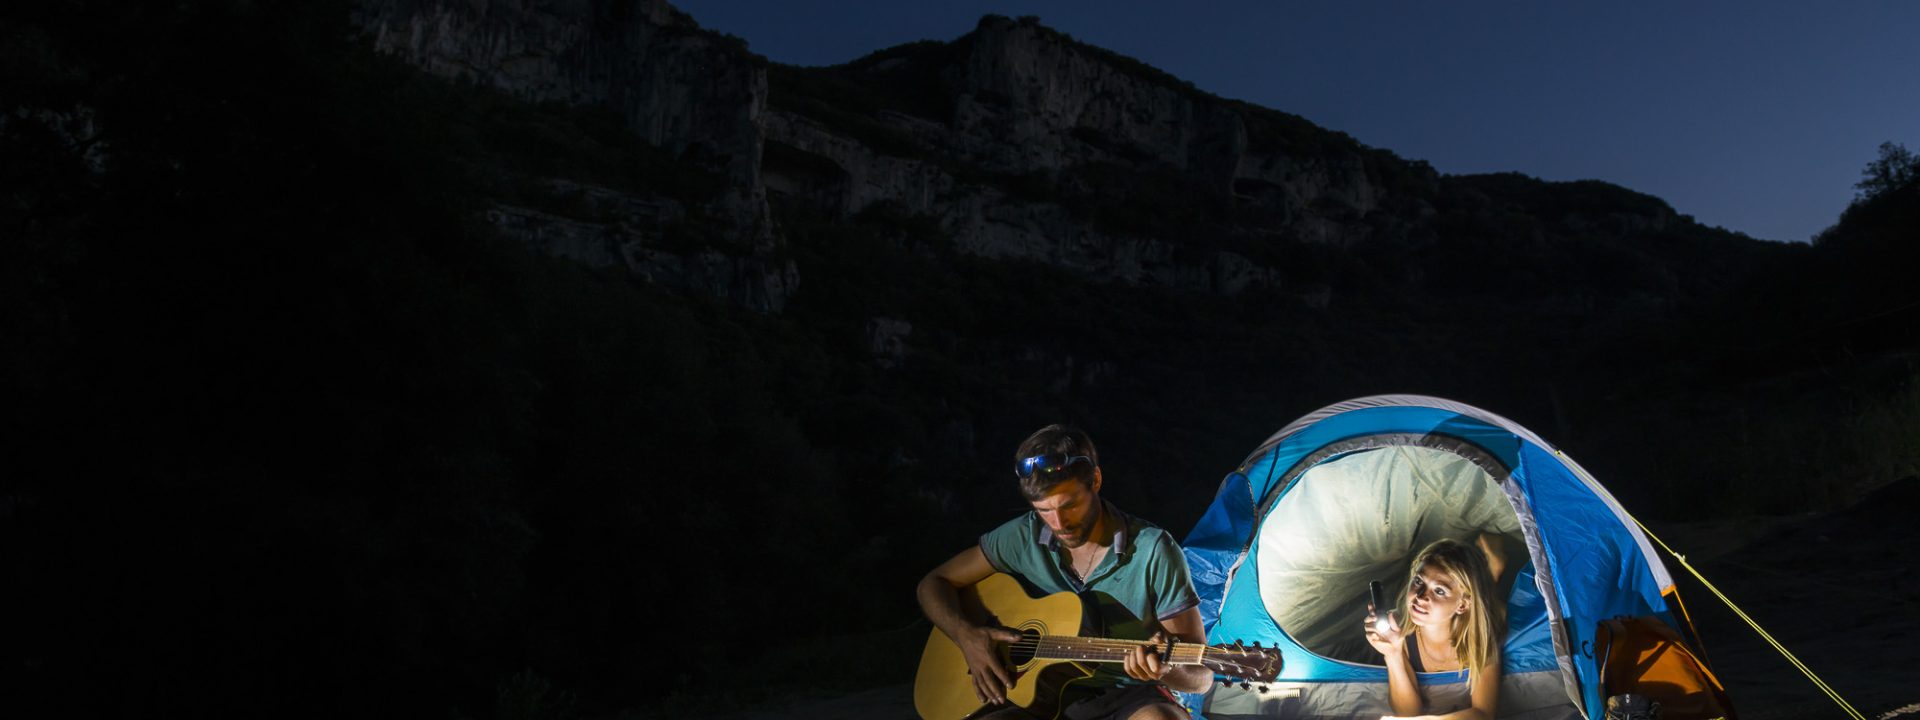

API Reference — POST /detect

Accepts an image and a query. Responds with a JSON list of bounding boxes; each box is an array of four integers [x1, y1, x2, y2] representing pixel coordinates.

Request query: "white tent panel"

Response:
[[1256, 445, 1524, 664]]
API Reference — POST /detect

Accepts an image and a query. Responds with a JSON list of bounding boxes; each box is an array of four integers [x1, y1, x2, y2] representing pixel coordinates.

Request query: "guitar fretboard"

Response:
[[1030, 636, 1207, 665]]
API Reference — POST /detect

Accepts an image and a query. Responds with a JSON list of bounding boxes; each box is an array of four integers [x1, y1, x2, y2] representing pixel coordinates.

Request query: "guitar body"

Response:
[[914, 574, 1097, 720], [913, 574, 1282, 720]]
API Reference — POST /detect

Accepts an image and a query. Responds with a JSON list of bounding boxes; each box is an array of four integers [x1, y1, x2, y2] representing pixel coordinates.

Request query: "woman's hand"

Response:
[[1362, 603, 1407, 658]]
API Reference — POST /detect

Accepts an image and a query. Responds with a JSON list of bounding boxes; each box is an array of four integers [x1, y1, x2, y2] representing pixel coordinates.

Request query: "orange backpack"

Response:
[[1596, 615, 1737, 720]]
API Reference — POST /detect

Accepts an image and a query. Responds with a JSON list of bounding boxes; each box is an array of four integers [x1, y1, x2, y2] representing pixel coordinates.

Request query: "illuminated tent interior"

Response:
[[1255, 444, 1527, 666], [1181, 396, 1717, 720]]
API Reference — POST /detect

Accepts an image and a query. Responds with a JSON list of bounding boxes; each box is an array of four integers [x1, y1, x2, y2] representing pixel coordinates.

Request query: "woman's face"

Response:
[[1405, 563, 1468, 629]]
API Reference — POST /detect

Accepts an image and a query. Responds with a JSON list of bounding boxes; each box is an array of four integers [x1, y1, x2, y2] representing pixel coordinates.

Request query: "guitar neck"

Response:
[[1029, 636, 1207, 666]]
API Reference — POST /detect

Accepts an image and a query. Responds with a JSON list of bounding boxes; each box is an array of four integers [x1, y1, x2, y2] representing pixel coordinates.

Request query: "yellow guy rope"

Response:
[[1632, 517, 1866, 720]]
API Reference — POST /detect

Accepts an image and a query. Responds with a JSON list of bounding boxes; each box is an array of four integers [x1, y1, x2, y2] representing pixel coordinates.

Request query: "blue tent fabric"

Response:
[[1184, 471, 1255, 626], [1181, 396, 1680, 719]]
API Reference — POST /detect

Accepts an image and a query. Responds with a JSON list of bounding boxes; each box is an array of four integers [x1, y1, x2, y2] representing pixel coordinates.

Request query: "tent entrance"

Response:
[[1254, 442, 1527, 665]]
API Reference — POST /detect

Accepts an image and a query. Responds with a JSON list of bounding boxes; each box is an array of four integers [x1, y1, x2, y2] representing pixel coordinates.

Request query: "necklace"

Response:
[[1060, 503, 1109, 580], [1064, 544, 1107, 579], [1418, 635, 1461, 671], [1075, 545, 1105, 579]]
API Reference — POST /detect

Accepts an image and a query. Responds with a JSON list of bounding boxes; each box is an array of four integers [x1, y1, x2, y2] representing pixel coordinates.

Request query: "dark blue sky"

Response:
[[673, 1, 1918, 243]]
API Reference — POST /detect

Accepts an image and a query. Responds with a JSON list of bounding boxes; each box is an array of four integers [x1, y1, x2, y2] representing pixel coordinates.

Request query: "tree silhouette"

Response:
[[1855, 141, 1919, 201]]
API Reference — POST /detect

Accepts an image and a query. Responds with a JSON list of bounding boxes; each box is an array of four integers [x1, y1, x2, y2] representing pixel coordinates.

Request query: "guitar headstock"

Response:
[[1201, 639, 1282, 685]]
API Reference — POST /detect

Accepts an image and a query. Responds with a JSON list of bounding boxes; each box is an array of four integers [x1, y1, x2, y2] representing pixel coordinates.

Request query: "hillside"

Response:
[[2, 1, 1915, 717]]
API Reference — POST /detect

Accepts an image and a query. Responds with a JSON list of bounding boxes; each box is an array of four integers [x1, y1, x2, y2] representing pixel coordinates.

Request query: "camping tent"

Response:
[[1183, 395, 1723, 719]]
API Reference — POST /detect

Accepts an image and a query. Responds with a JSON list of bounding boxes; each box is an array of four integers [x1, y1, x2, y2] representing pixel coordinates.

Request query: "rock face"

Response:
[[346, 2, 1403, 307], [943, 17, 1244, 179], [935, 14, 1381, 227], [481, 180, 797, 311], [356, 0, 761, 187], [354, 0, 793, 311], [754, 16, 1423, 297], [352, 4, 1700, 312]]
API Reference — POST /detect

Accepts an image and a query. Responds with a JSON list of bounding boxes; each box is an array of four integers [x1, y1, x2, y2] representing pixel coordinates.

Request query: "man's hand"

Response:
[[959, 624, 1023, 705], [1123, 631, 1173, 683], [916, 548, 1022, 705]]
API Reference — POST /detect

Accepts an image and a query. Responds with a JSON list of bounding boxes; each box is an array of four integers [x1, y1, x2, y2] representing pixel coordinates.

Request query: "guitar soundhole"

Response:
[[1006, 628, 1041, 666]]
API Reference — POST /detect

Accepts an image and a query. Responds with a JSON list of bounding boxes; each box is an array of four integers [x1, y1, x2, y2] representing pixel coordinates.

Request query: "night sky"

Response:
[[674, 1, 1919, 244]]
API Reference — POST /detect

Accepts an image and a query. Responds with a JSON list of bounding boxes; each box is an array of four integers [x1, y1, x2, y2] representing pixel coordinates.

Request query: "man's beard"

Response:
[[1058, 502, 1102, 548]]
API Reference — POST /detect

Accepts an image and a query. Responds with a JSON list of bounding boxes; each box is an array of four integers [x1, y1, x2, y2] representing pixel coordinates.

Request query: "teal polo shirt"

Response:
[[978, 500, 1200, 687]]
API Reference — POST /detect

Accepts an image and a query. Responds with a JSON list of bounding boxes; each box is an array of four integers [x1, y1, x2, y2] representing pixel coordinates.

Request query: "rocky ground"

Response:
[[720, 478, 1920, 720], [1654, 476, 1920, 720]]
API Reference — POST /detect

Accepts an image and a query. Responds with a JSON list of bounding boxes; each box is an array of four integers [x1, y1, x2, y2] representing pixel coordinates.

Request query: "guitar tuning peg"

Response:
[[1251, 641, 1262, 648], [1258, 685, 1270, 693], [1239, 682, 1251, 691]]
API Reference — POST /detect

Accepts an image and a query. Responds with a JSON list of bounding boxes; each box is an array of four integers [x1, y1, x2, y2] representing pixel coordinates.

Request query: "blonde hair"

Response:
[[1398, 538, 1505, 682]]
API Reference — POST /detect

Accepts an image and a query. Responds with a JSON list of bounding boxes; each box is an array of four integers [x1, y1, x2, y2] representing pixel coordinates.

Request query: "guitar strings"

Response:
[[1000, 638, 1273, 674], [1006, 641, 1198, 652], [1006, 641, 1213, 652], [997, 639, 1271, 678], [1002, 638, 1212, 659]]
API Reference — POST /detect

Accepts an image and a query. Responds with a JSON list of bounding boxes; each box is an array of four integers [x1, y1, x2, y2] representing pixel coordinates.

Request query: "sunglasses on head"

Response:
[[1015, 453, 1092, 479]]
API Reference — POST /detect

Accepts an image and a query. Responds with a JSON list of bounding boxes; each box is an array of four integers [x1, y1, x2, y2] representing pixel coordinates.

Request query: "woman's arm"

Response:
[[1463, 650, 1502, 720], [1381, 646, 1423, 718], [1364, 608, 1422, 717], [1383, 648, 1501, 720], [1475, 532, 1507, 587]]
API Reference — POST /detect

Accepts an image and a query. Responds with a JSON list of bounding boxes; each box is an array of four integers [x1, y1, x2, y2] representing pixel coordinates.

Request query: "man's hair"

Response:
[[1013, 424, 1099, 501]]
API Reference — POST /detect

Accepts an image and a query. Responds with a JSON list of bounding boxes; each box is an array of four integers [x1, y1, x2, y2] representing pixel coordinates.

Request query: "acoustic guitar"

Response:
[[914, 573, 1281, 720]]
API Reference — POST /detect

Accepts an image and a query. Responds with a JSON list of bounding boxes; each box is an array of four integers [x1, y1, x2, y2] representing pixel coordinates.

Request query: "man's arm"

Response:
[[1122, 606, 1211, 693], [1151, 606, 1214, 693], [916, 546, 1021, 705], [1121, 531, 1213, 692]]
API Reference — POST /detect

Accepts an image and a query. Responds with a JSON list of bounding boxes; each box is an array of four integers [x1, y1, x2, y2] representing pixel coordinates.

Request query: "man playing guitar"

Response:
[[916, 424, 1210, 719]]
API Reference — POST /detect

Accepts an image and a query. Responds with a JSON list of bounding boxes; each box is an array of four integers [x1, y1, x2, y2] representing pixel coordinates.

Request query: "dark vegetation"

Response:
[[3, 2, 1917, 718]]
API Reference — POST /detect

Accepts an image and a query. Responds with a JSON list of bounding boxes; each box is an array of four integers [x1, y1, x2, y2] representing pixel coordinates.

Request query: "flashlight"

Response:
[[1369, 580, 1392, 634]]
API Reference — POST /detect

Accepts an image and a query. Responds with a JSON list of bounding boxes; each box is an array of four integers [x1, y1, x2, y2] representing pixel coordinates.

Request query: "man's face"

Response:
[[1028, 471, 1102, 549]]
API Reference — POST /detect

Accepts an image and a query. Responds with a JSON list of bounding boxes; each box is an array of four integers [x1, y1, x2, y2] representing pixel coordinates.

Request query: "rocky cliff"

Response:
[[352, 2, 1745, 312], [755, 15, 1435, 297], [354, 0, 794, 310]]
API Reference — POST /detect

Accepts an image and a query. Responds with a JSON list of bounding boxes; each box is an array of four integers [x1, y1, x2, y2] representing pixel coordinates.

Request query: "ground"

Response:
[[720, 478, 1920, 719], [1655, 476, 1920, 720]]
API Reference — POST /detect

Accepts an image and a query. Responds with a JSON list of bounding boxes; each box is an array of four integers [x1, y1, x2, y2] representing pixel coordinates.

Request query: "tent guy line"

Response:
[[1633, 516, 1866, 720]]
